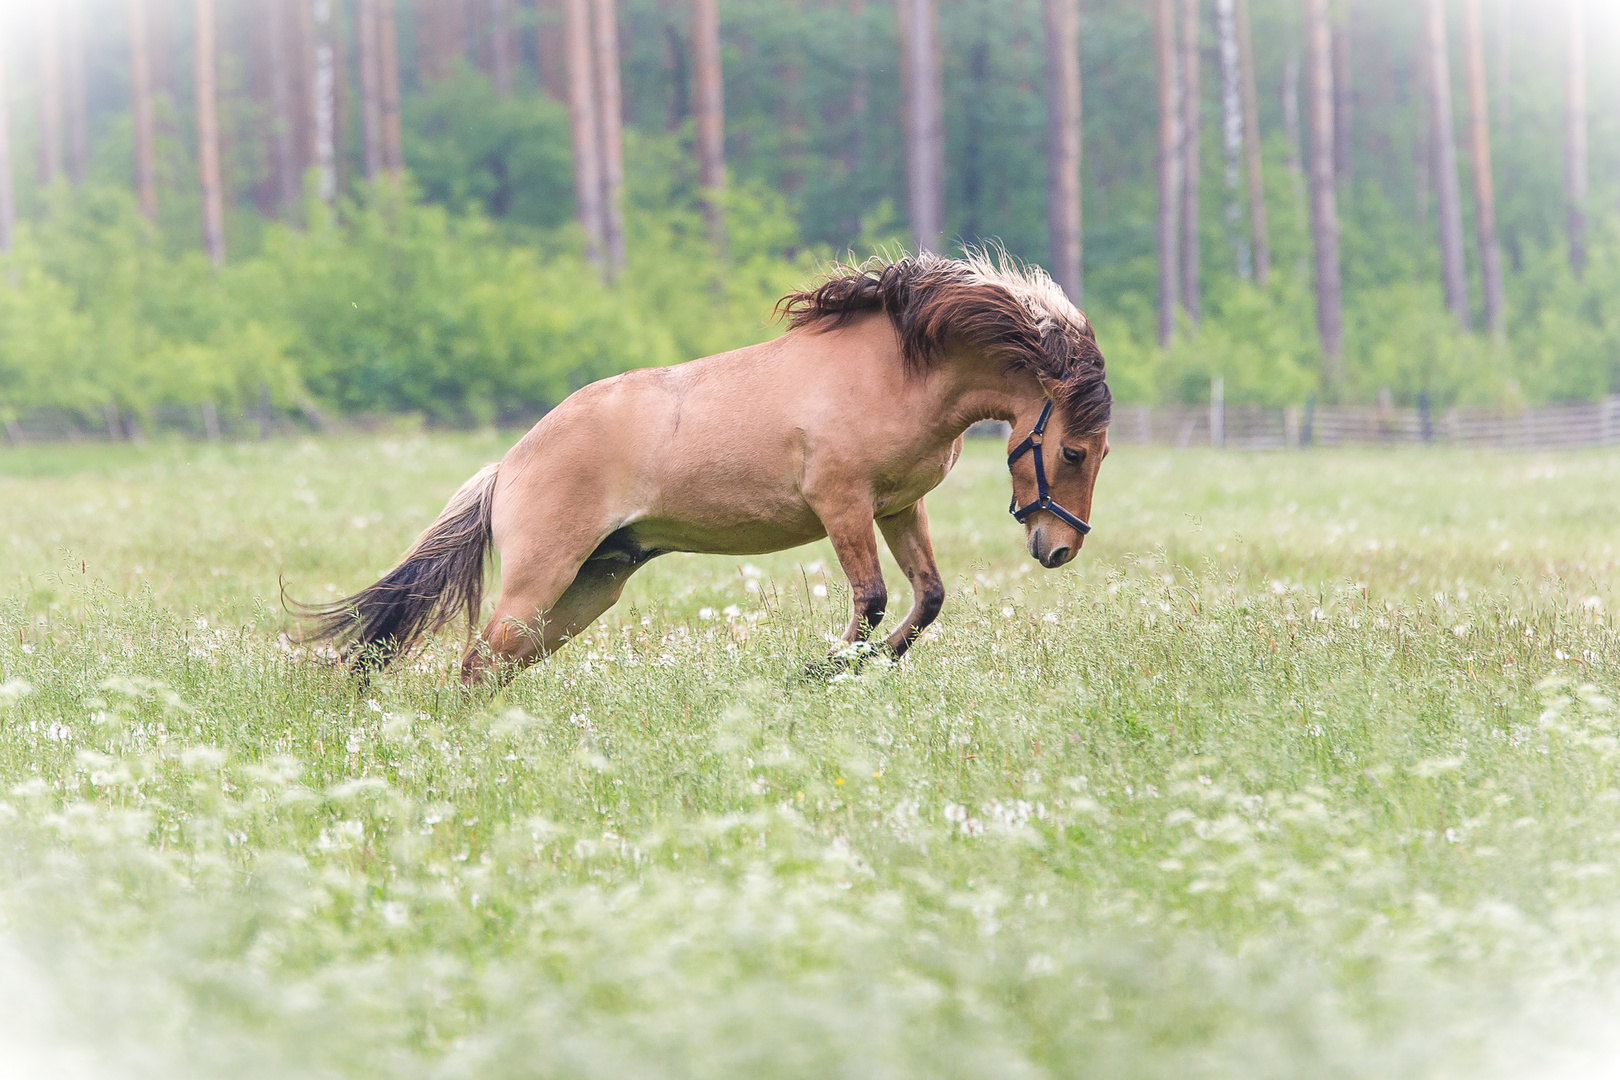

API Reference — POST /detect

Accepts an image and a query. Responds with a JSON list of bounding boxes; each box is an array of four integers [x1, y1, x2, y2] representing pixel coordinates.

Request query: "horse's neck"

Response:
[[928, 351, 1046, 435]]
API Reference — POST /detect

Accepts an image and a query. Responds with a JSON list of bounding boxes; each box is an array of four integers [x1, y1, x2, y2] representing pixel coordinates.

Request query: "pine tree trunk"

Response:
[[490, 0, 514, 98], [780, 0, 805, 197], [314, 0, 337, 204], [130, 0, 159, 220], [1282, 46, 1301, 188], [565, 0, 606, 268], [1413, 32, 1430, 225], [538, 0, 568, 102], [265, 0, 299, 214], [1424, 0, 1469, 329], [1304, 0, 1343, 382], [845, 0, 867, 198], [359, 0, 385, 180], [38, 7, 65, 185], [1331, 2, 1350, 182], [0, 18, 14, 254], [194, 0, 227, 268], [292, 0, 315, 181], [690, 0, 725, 245], [1462, 0, 1503, 335], [443, 0, 469, 71], [415, 0, 440, 81], [379, 0, 405, 175], [65, 0, 89, 186], [1179, 0, 1200, 325], [1236, 0, 1268, 285], [1043, 0, 1082, 302], [1564, 0, 1586, 277], [1154, 0, 1181, 347], [1216, 0, 1249, 281], [591, 0, 625, 276], [897, 0, 944, 252]]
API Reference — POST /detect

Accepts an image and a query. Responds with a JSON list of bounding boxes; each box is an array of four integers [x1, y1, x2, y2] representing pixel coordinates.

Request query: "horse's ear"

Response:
[[1036, 373, 1064, 401]]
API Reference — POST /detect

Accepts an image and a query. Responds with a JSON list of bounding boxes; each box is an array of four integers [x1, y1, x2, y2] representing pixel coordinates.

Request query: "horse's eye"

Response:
[[1061, 447, 1082, 465]]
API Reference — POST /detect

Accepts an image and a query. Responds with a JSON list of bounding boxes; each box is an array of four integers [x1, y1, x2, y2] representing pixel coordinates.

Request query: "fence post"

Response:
[[1417, 390, 1432, 443], [2, 417, 21, 447], [258, 385, 273, 441], [1603, 395, 1617, 446], [1301, 394, 1315, 447], [1210, 377, 1225, 449], [201, 402, 222, 441]]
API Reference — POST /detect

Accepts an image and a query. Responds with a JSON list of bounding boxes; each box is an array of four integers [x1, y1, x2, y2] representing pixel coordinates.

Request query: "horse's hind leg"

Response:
[[462, 558, 640, 684], [877, 500, 945, 658]]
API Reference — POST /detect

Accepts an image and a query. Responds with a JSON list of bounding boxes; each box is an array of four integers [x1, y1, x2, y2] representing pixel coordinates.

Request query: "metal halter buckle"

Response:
[[1006, 399, 1092, 535]]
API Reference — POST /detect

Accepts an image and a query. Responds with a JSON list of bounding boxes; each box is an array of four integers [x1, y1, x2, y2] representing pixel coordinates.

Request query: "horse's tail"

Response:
[[295, 463, 500, 670]]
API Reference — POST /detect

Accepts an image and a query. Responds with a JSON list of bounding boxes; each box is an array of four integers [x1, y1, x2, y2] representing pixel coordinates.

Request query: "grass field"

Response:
[[0, 435, 1617, 1078]]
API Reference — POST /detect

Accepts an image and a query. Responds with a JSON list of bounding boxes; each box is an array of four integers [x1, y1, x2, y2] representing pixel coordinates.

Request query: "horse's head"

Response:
[[1007, 391, 1108, 568]]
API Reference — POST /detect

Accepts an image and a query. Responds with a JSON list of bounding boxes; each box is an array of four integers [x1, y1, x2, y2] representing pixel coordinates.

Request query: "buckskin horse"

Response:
[[301, 251, 1112, 683]]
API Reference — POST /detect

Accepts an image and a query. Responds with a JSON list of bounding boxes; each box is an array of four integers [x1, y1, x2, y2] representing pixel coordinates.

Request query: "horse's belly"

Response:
[[623, 512, 828, 558]]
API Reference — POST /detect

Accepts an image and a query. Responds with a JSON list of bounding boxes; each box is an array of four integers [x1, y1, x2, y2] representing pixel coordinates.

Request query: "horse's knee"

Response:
[[915, 574, 945, 627]]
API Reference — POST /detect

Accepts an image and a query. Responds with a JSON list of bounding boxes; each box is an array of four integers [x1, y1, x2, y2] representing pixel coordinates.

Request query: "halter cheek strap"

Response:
[[1007, 400, 1093, 535]]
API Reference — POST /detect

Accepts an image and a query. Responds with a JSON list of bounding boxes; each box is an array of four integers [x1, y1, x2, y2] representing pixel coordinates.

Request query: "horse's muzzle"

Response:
[[1028, 528, 1078, 569]]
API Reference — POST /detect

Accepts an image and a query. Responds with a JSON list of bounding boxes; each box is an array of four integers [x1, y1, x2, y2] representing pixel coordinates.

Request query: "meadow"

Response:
[[0, 434, 1617, 1078]]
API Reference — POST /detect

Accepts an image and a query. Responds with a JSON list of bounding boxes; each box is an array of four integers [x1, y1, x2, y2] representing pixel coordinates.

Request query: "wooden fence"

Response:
[[1107, 395, 1620, 451], [6, 395, 1620, 450]]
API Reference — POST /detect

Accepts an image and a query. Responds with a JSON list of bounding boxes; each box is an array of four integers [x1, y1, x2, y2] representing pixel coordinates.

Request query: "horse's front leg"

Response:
[[876, 500, 945, 658], [815, 499, 888, 646]]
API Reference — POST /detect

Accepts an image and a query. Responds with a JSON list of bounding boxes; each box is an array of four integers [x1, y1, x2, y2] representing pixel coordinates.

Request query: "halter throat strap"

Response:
[[1006, 399, 1093, 535]]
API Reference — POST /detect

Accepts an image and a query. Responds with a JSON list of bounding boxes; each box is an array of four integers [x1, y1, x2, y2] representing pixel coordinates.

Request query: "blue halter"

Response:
[[1007, 400, 1092, 535]]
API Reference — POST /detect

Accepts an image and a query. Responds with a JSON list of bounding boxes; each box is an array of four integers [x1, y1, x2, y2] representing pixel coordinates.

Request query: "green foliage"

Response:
[[0, 145, 816, 424]]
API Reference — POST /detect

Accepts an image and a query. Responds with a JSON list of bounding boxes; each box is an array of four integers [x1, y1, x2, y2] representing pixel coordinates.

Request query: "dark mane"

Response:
[[777, 250, 1111, 435]]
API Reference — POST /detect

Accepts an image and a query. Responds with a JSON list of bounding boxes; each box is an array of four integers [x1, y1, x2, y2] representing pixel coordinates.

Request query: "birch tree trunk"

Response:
[[358, 0, 385, 180], [1043, 0, 1082, 302], [0, 18, 14, 254], [194, 0, 227, 268], [566, 0, 606, 269], [130, 0, 159, 220], [1216, 0, 1250, 281], [313, 0, 337, 204], [538, 0, 568, 102], [379, 0, 405, 175], [1462, 0, 1503, 335], [1155, 0, 1181, 346], [1179, 0, 1200, 324], [1423, 0, 1469, 329], [65, 0, 89, 186], [897, 0, 944, 252], [691, 0, 726, 245], [490, 0, 514, 98], [591, 0, 625, 277], [38, 7, 64, 185], [1565, 0, 1586, 277], [1304, 0, 1343, 382], [1236, 0, 1268, 285]]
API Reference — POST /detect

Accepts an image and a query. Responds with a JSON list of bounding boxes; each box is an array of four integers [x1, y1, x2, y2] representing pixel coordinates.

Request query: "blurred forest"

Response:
[[0, 0, 1616, 432]]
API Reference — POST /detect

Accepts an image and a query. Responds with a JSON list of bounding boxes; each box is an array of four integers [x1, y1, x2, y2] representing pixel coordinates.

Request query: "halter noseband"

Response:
[[1007, 400, 1092, 535]]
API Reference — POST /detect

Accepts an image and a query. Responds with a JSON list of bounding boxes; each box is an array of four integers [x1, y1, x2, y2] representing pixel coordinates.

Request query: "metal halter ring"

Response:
[[1007, 400, 1092, 535]]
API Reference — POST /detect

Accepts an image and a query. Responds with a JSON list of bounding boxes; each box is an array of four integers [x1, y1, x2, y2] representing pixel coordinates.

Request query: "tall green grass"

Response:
[[0, 439, 1616, 1077]]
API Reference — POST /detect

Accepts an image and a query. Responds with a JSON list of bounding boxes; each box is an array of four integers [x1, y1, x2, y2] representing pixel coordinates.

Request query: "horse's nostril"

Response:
[[1046, 546, 1070, 567]]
